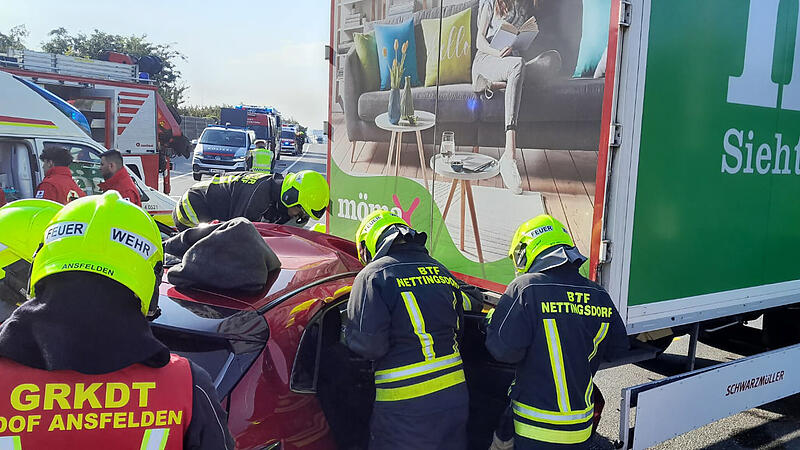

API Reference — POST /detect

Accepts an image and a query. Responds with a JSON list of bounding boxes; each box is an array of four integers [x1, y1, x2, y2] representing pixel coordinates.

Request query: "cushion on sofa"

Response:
[[365, 0, 479, 86], [354, 32, 380, 92], [421, 8, 472, 87], [358, 84, 481, 123], [573, 0, 612, 77], [375, 19, 421, 89]]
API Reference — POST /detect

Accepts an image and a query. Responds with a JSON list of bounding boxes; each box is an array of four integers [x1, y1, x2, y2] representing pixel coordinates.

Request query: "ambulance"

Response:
[[0, 70, 176, 226]]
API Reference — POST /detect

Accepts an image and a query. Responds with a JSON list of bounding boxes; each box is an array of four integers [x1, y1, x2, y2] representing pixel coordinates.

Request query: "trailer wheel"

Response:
[[193, 172, 202, 181]]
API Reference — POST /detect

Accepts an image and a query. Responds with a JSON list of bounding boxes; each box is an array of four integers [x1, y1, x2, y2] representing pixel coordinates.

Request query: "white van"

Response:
[[0, 70, 176, 226]]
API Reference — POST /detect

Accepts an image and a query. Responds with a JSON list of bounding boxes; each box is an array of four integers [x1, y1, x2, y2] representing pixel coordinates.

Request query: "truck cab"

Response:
[[191, 125, 256, 181]]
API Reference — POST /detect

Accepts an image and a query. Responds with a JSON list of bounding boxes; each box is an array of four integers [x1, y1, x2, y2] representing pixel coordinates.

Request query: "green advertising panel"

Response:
[[629, 0, 800, 305]]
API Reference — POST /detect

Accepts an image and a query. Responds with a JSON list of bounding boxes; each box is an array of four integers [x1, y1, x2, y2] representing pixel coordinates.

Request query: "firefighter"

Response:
[[0, 192, 234, 448], [246, 139, 274, 174], [0, 199, 62, 319], [485, 215, 629, 450], [344, 210, 469, 450], [99, 149, 142, 206], [36, 146, 86, 204], [172, 170, 329, 231]]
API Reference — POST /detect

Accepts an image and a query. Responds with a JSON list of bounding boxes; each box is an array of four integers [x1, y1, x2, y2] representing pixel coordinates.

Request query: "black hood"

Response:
[[0, 272, 170, 374], [528, 244, 587, 274]]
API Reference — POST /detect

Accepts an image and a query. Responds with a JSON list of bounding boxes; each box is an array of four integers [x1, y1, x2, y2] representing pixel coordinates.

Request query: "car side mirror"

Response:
[[191, 139, 198, 146]]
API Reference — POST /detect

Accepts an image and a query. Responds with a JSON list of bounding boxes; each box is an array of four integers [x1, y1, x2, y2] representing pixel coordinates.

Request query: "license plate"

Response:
[[213, 169, 226, 175]]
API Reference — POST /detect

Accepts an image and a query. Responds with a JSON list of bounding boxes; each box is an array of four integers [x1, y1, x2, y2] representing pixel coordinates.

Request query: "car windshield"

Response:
[[200, 129, 246, 147], [281, 130, 295, 140]]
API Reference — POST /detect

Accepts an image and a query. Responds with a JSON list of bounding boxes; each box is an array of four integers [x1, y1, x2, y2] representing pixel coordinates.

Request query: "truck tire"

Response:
[[193, 172, 202, 181]]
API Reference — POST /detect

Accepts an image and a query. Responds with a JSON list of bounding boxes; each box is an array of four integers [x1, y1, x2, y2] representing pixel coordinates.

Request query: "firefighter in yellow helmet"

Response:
[[173, 170, 329, 231], [0, 199, 62, 318], [0, 192, 233, 449], [485, 215, 628, 450], [344, 210, 469, 449]]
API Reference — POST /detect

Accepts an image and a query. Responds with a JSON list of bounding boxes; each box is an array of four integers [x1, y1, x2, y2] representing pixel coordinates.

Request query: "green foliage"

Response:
[[177, 104, 230, 120], [41, 28, 187, 108], [0, 25, 29, 52], [281, 116, 307, 134]]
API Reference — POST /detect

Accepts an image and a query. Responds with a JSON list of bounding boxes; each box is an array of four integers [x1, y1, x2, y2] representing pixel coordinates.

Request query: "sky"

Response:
[[1, 0, 332, 129]]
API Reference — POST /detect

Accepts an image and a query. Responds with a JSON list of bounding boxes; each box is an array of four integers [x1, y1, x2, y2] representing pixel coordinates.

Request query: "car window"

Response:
[[45, 142, 104, 195], [200, 129, 246, 147], [0, 139, 36, 201], [47, 142, 103, 165]]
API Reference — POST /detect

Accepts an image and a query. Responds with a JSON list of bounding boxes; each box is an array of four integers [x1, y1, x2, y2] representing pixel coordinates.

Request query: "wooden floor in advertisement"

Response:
[[330, 115, 597, 257]]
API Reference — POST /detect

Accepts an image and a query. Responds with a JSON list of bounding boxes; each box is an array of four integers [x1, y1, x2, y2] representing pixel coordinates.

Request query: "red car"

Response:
[[145, 225, 512, 449]]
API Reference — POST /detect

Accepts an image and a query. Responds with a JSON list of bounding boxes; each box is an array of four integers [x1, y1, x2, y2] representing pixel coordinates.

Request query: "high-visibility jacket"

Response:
[[0, 354, 192, 449], [173, 172, 286, 230], [344, 241, 468, 413], [486, 262, 628, 449], [247, 148, 273, 174], [35, 167, 86, 205]]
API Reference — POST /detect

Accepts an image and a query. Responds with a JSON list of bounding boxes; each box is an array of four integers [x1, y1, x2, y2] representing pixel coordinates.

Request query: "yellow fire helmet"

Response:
[[0, 199, 63, 265], [355, 209, 408, 265], [509, 215, 574, 275], [281, 170, 330, 220], [29, 191, 164, 316]]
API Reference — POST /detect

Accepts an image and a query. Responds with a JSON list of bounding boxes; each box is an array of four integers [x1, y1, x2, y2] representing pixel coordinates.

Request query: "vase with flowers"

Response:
[[384, 39, 408, 125]]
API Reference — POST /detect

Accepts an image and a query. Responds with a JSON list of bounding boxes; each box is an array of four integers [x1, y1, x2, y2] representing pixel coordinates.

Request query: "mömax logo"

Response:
[[337, 192, 420, 226]]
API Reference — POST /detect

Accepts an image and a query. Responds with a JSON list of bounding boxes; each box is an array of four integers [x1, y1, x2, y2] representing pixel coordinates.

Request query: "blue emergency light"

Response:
[[15, 76, 92, 135]]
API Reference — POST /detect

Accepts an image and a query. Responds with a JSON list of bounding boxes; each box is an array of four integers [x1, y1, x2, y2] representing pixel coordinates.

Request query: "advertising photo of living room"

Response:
[[329, 0, 609, 278]]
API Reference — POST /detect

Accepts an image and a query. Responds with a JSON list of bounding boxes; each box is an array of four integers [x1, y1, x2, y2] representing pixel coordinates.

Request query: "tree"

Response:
[[41, 28, 187, 108], [0, 25, 29, 52], [177, 105, 231, 121], [282, 116, 307, 134]]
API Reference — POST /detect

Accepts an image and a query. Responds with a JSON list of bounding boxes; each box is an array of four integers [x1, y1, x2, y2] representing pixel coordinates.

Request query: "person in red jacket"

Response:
[[0, 190, 5, 207], [36, 146, 86, 204], [99, 149, 142, 206]]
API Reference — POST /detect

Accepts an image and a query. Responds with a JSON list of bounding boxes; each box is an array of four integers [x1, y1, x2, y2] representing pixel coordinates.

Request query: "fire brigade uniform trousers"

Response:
[[344, 242, 470, 450], [486, 265, 628, 450]]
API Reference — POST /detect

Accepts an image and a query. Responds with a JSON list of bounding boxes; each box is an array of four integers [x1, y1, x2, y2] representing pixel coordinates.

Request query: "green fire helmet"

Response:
[[281, 170, 330, 220], [509, 215, 574, 275], [29, 191, 164, 316], [355, 209, 408, 265], [0, 199, 63, 274]]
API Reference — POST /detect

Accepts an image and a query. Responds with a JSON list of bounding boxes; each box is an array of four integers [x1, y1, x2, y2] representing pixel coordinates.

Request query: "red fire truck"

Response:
[[0, 49, 189, 193]]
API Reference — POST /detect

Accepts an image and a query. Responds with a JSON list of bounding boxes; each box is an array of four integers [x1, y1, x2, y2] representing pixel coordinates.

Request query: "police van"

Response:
[[0, 70, 176, 226]]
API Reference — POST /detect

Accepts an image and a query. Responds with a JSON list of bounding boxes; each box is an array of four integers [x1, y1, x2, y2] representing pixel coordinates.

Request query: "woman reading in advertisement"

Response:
[[473, 0, 561, 195]]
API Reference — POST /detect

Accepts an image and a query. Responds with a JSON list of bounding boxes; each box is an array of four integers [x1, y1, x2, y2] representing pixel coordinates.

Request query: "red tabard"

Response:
[[0, 354, 193, 449]]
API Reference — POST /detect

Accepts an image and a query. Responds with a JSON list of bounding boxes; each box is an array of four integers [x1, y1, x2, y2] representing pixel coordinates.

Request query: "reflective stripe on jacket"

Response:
[[486, 264, 628, 447], [0, 354, 193, 449], [344, 242, 468, 410]]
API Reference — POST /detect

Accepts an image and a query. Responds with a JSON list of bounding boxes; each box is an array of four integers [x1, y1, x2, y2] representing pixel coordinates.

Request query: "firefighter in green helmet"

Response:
[[485, 215, 629, 450], [173, 170, 329, 231], [0, 199, 62, 318], [0, 192, 233, 448], [344, 209, 470, 449]]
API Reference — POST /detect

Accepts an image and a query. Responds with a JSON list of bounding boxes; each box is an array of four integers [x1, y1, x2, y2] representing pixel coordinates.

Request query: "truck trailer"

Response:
[[325, 0, 800, 446]]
